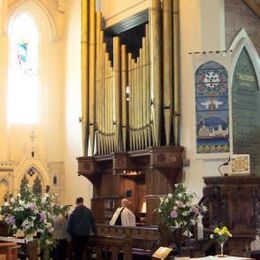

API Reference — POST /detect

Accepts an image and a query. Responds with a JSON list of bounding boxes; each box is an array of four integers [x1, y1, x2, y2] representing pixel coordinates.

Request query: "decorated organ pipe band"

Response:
[[81, 0, 181, 156]]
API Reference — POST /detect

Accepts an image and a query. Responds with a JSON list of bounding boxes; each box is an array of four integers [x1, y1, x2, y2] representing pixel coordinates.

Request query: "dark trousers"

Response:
[[53, 239, 67, 260], [71, 234, 89, 260]]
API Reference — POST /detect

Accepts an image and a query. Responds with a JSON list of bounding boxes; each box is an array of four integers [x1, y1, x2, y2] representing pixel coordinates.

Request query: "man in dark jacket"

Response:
[[67, 197, 97, 260]]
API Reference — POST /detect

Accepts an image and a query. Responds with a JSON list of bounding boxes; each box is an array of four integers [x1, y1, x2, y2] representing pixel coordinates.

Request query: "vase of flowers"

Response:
[[0, 183, 69, 259], [210, 225, 232, 256], [156, 183, 206, 254]]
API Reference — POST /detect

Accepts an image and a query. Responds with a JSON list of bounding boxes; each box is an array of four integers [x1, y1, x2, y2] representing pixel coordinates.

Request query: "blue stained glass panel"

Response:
[[195, 61, 229, 154]]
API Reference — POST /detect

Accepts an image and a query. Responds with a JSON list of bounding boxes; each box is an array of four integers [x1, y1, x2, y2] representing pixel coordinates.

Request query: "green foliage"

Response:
[[210, 225, 232, 243], [0, 184, 69, 254], [156, 183, 206, 235]]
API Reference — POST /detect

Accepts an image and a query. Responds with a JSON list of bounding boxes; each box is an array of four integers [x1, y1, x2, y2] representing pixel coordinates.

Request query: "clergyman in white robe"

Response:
[[109, 199, 136, 227]]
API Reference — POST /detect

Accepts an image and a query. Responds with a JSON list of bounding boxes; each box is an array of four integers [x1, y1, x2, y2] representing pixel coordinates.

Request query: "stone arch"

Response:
[[229, 29, 260, 175], [13, 158, 50, 195], [5, 0, 59, 40], [229, 28, 260, 84]]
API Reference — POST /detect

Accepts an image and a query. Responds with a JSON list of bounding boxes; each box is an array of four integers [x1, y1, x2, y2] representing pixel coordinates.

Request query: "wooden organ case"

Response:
[[77, 0, 183, 226]]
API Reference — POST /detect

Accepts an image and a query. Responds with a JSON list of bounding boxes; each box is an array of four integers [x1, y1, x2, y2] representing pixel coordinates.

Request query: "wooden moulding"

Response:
[[77, 146, 184, 176], [149, 146, 183, 169]]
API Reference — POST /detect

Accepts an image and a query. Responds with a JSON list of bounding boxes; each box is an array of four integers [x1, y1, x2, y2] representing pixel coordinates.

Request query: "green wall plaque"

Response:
[[232, 47, 260, 175]]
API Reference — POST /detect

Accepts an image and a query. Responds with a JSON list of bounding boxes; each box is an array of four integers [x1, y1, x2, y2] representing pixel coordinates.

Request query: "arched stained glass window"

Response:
[[195, 61, 229, 154], [8, 13, 39, 124]]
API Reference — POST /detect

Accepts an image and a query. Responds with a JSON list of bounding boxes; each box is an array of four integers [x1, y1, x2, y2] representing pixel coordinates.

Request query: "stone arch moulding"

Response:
[[4, 0, 60, 40], [13, 158, 51, 195], [229, 28, 260, 175], [229, 28, 260, 82]]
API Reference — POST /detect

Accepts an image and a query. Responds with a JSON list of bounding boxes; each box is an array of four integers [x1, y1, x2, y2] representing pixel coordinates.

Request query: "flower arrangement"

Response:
[[210, 225, 232, 256], [0, 183, 68, 256], [156, 183, 206, 236], [210, 225, 232, 243]]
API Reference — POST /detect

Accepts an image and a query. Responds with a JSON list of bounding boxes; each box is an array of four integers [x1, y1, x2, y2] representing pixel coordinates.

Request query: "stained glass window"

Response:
[[195, 61, 229, 154], [8, 13, 39, 124]]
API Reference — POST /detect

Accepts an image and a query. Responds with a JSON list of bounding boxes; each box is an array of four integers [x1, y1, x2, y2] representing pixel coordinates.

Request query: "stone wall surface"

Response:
[[225, 0, 260, 52]]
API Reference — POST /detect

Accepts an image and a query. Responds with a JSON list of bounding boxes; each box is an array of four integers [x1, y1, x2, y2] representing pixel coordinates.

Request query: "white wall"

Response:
[[64, 0, 93, 207], [180, 0, 227, 198], [0, 0, 67, 203]]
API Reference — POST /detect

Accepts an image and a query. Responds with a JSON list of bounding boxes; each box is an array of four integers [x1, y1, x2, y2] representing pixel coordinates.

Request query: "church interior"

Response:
[[0, 0, 260, 259]]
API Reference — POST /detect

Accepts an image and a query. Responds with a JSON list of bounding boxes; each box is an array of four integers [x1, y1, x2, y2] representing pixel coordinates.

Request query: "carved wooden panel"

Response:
[[203, 176, 260, 256], [77, 146, 184, 226]]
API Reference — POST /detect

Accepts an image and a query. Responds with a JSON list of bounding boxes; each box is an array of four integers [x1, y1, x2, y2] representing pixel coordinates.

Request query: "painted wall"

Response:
[[64, 0, 93, 207], [225, 0, 260, 52], [0, 0, 67, 203]]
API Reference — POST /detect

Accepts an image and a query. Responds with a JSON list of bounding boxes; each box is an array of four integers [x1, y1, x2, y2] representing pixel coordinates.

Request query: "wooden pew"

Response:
[[0, 242, 19, 260], [89, 235, 132, 260], [96, 224, 160, 258]]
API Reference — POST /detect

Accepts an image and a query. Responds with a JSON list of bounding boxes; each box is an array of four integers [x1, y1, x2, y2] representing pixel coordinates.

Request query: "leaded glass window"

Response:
[[8, 13, 39, 124]]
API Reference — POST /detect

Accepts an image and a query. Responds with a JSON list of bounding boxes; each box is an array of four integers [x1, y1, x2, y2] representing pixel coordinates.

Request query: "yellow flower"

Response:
[[214, 227, 220, 234]]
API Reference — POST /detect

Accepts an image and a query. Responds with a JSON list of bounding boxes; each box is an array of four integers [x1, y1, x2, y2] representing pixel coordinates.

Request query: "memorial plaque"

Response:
[[232, 47, 260, 175]]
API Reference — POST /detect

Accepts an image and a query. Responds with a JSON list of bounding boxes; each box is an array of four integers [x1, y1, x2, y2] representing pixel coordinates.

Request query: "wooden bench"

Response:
[[89, 235, 132, 260], [0, 242, 19, 260], [96, 224, 160, 259]]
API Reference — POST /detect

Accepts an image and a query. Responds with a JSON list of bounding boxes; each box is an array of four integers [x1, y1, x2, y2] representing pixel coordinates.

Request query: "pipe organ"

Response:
[[81, 0, 181, 156], [79, 0, 183, 226]]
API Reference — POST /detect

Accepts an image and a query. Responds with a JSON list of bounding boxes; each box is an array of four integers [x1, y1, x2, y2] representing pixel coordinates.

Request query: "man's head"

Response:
[[76, 197, 84, 205], [121, 198, 131, 208]]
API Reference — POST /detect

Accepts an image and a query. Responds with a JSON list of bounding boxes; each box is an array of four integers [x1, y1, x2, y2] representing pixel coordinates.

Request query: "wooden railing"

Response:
[[88, 235, 132, 260], [86, 224, 160, 259]]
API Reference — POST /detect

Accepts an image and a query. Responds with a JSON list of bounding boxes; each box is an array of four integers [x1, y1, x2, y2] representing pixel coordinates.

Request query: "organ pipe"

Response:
[[81, 0, 181, 155]]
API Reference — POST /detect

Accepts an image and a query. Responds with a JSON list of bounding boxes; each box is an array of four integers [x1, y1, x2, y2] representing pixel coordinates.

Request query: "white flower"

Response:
[[167, 193, 173, 199], [45, 239, 53, 245]]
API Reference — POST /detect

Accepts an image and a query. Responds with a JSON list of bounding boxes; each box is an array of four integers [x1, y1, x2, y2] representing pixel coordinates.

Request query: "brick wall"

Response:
[[225, 0, 260, 52]]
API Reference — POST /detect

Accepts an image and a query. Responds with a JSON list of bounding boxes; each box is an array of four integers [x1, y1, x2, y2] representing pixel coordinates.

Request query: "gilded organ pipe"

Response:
[[163, 0, 173, 146], [95, 12, 102, 155], [81, 0, 89, 155], [113, 37, 122, 152], [173, 0, 181, 145], [121, 45, 127, 151], [145, 24, 152, 148], [149, 0, 162, 146], [128, 53, 133, 151], [88, 0, 96, 156], [81, 0, 181, 155]]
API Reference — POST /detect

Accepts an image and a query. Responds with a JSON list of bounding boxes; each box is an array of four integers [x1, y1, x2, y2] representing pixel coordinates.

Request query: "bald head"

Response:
[[121, 198, 131, 208]]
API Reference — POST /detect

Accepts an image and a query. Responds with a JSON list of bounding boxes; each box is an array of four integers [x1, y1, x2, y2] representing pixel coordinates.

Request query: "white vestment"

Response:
[[109, 207, 136, 226]]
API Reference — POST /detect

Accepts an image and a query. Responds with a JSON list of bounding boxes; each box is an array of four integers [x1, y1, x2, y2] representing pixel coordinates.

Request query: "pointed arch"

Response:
[[5, 0, 59, 40], [13, 158, 50, 195], [229, 28, 260, 86], [229, 29, 260, 175]]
